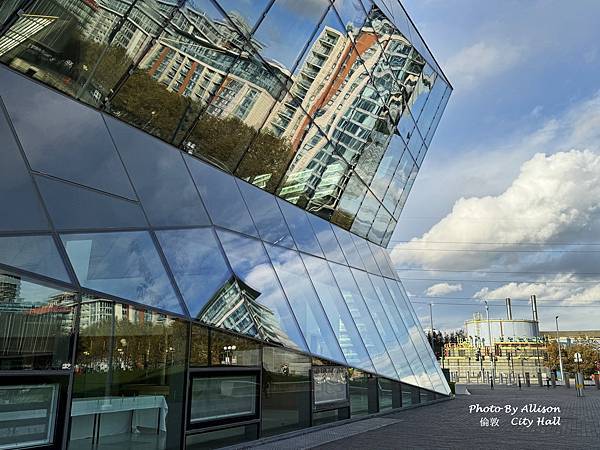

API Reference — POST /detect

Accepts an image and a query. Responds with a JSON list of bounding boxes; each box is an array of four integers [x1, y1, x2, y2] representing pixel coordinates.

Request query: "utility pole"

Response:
[[484, 300, 495, 384], [555, 316, 564, 382]]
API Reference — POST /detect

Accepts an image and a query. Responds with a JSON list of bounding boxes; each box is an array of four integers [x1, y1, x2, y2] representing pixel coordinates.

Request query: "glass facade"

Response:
[[0, 1, 451, 448]]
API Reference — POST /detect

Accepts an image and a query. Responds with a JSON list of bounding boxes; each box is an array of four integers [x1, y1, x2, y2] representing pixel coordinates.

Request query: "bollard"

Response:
[[525, 372, 530, 387], [576, 372, 585, 397], [518, 375, 522, 390], [537, 370, 543, 387], [551, 372, 556, 388], [564, 373, 570, 389]]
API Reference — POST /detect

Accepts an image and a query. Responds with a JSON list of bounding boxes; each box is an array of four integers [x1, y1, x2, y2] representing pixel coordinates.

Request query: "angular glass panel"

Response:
[[384, 278, 434, 390], [0, 68, 135, 199], [424, 86, 451, 147], [382, 148, 415, 212], [210, 328, 261, 366], [0, 105, 49, 231], [367, 203, 392, 245], [236, 180, 295, 249], [156, 228, 232, 319], [265, 243, 345, 363], [35, 175, 147, 230], [349, 190, 379, 237], [331, 226, 364, 270], [369, 132, 406, 201], [185, 155, 259, 237], [382, 216, 397, 247], [407, 63, 435, 121], [0, 235, 70, 282], [329, 262, 397, 379], [0, 0, 135, 106], [71, 300, 187, 449], [333, 0, 368, 32], [368, 242, 396, 278], [300, 254, 374, 372], [190, 324, 209, 366], [393, 163, 418, 219], [351, 232, 380, 274], [306, 214, 346, 264], [332, 174, 368, 230], [407, 126, 425, 164], [349, 369, 369, 417], [378, 378, 394, 411], [261, 347, 311, 436], [277, 199, 323, 256], [106, 117, 210, 227], [369, 274, 420, 385], [216, 229, 307, 351], [0, 1, 21, 25], [61, 231, 184, 315], [252, 0, 329, 72], [0, 271, 76, 369], [217, 0, 271, 37], [351, 269, 411, 382], [416, 76, 446, 134]]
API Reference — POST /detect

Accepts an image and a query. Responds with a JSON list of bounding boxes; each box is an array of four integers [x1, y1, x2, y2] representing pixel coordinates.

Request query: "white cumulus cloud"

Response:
[[425, 282, 463, 297]]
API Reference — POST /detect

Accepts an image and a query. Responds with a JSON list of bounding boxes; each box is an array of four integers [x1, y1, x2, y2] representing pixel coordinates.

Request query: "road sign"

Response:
[[574, 352, 582, 363]]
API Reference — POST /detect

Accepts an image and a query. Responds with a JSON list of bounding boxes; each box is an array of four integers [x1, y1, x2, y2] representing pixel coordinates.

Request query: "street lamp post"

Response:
[[555, 316, 564, 382]]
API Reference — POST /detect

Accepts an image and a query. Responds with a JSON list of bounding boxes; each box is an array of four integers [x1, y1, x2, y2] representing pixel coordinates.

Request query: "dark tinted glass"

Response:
[[0, 68, 135, 199], [349, 369, 369, 417], [237, 180, 295, 249], [307, 214, 346, 264], [0, 105, 48, 231], [190, 324, 209, 367], [156, 228, 232, 319], [210, 328, 261, 367], [261, 347, 311, 436], [215, 229, 307, 351], [277, 198, 323, 256], [378, 378, 393, 411], [106, 117, 210, 227], [0, 272, 76, 370], [71, 300, 187, 449], [265, 243, 345, 364], [301, 254, 374, 372], [185, 155, 259, 237], [61, 231, 184, 315], [35, 175, 147, 230], [0, 235, 70, 282]]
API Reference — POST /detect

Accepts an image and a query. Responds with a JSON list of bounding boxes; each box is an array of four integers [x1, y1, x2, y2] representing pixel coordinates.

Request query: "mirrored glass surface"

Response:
[[350, 190, 379, 237], [382, 148, 415, 212], [332, 174, 368, 230], [367, 203, 393, 245], [265, 243, 345, 363], [331, 226, 364, 270], [406, 63, 434, 121], [277, 198, 323, 257], [106, 117, 210, 227], [328, 262, 397, 379], [0, 105, 49, 231], [61, 231, 184, 315], [216, 0, 271, 37], [0, 68, 135, 199], [351, 269, 411, 382], [300, 253, 374, 372], [216, 229, 308, 351], [307, 214, 346, 264], [237, 180, 295, 249], [368, 132, 406, 201], [210, 328, 261, 367], [0, 235, 70, 282], [35, 175, 147, 230], [156, 228, 232, 319], [351, 231, 380, 274], [424, 85, 451, 147], [415, 75, 446, 134], [384, 278, 434, 390], [185, 155, 259, 237], [369, 242, 396, 278], [0, 271, 76, 370]]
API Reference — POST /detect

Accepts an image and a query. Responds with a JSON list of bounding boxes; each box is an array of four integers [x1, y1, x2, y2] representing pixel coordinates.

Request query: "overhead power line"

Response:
[[410, 301, 600, 308], [396, 268, 600, 276], [407, 295, 600, 305], [399, 277, 600, 284], [394, 248, 600, 253], [389, 240, 600, 246]]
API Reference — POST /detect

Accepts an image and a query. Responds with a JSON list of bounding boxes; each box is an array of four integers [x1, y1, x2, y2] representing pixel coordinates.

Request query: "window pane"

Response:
[[306, 214, 346, 264], [333, 174, 368, 231], [265, 244, 345, 364], [185, 156, 259, 237], [0, 68, 135, 199], [332, 226, 364, 270], [313, 366, 348, 406], [186, 424, 258, 449], [0, 272, 76, 370], [61, 231, 184, 315], [378, 378, 393, 411], [71, 300, 188, 449], [261, 347, 311, 436], [35, 175, 147, 230], [190, 324, 209, 367], [349, 369, 369, 417], [329, 263, 397, 379], [0, 235, 70, 282], [301, 254, 374, 373], [210, 328, 261, 367], [107, 117, 210, 227], [156, 228, 232, 318], [216, 229, 307, 351], [190, 374, 258, 423], [237, 180, 295, 249], [0, 105, 48, 231], [351, 233, 380, 274], [369, 242, 396, 279], [277, 198, 323, 256], [0, 383, 59, 449]]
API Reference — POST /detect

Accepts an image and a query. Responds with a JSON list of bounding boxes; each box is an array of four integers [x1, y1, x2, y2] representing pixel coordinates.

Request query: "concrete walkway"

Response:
[[239, 384, 600, 449]]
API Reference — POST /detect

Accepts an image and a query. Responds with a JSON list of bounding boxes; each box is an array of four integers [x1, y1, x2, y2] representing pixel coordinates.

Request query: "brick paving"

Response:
[[243, 384, 600, 449]]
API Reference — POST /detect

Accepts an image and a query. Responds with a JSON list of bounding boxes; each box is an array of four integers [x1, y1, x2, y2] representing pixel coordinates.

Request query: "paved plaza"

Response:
[[237, 384, 600, 449]]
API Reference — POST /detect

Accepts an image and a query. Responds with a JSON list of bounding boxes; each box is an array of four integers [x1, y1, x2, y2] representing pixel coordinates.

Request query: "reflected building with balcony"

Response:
[[0, 1, 452, 449]]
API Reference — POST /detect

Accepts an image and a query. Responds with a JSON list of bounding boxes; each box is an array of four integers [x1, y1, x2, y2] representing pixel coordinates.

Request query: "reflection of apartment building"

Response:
[[79, 297, 169, 329]]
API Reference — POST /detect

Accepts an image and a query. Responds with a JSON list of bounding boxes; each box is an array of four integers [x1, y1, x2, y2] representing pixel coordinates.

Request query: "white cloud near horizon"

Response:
[[425, 282, 463, 297]]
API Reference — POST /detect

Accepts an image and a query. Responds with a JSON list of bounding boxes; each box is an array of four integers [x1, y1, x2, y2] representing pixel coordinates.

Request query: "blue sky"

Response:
[[389, 0, 600, 333]]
